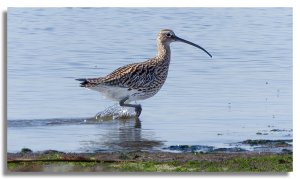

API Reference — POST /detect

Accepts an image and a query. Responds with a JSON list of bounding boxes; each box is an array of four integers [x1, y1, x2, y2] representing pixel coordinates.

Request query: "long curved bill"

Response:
[[174, 36, 212, 58]]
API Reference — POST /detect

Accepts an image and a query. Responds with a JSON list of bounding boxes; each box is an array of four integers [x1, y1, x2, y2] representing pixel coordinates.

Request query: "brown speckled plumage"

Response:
[[80, 57, 170, 95], [76, 29, 212, 117]]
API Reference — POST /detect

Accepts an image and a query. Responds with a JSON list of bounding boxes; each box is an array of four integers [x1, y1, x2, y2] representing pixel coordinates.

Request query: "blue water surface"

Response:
[[7, 8, 292, 152]]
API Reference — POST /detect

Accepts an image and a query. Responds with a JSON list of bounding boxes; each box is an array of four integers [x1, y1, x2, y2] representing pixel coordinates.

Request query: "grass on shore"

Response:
[[111, 154, 292, 172], [7, 153, 292, 172]]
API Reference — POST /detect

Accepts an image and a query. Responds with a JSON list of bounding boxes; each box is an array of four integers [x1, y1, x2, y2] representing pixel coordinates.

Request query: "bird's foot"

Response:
[[135, 104, 142, 117]]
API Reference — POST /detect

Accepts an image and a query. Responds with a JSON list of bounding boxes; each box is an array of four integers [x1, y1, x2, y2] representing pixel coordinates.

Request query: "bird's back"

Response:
[[77, 57, 170, 101]]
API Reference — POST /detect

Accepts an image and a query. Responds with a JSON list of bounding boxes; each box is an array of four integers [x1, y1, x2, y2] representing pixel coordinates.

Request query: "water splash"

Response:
[[8, 118, 86, 127], [95, 104, 137, 120], [8, 104, 137, 127]]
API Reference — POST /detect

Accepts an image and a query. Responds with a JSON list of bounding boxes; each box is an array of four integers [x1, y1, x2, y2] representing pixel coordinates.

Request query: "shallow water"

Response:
[[7, 8, 292, 153]]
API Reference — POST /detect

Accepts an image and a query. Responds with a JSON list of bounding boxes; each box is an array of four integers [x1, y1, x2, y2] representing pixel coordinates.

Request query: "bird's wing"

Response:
[[76, 62, 141, 88], [101, 61, 155, 89]]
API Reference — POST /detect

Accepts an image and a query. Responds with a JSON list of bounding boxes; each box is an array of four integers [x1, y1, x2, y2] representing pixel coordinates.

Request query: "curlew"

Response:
[[76, 29, 212, 117]]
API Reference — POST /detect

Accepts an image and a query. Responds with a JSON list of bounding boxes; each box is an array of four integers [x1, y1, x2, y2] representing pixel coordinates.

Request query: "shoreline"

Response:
[[7, 150, 293, 172]]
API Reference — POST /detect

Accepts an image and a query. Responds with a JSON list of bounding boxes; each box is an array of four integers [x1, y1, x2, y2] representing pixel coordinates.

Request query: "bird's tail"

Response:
[[75, 78, 102, 88]]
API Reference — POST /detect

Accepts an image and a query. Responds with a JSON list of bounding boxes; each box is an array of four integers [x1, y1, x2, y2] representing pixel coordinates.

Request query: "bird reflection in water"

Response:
[[82, 111, 162, 152]]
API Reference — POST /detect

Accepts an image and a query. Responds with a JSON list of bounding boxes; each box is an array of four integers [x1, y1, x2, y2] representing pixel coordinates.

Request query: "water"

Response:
[[7, 8, 292, 153]]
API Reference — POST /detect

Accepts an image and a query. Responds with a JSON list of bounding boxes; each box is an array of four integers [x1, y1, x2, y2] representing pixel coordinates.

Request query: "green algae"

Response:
[[7, 153, 292, 172]]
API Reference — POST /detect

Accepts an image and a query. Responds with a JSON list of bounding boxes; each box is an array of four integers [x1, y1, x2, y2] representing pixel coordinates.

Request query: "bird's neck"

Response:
[[155, 41, 171, 64]]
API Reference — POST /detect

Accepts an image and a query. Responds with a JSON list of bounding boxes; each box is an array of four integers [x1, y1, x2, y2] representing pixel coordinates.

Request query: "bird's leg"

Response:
[[134, 118, 141, 128], [119, 96, 142, 117]]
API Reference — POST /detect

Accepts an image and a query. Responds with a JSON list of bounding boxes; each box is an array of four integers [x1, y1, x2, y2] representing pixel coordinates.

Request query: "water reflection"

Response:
[[79, 105, 163, 152], [8, 117, 163, 152], [82, 117, 163, 152]]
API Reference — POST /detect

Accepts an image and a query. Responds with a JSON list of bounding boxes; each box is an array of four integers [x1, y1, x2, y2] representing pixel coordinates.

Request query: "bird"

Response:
[[76, 29, 212, 117]]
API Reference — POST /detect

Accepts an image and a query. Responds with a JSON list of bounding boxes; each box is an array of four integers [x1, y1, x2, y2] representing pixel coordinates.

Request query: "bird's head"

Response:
[[157, 29, 212, 58]]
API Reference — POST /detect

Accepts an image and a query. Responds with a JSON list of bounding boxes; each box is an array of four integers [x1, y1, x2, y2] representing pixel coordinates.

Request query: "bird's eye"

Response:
[[166, 33, 172, 37]]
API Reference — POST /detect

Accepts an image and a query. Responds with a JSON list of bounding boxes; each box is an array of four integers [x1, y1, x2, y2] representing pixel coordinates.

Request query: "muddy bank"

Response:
[[7, 150, 285, 163], [7, 139, 293, 172], [7, 151, 292, 172]]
